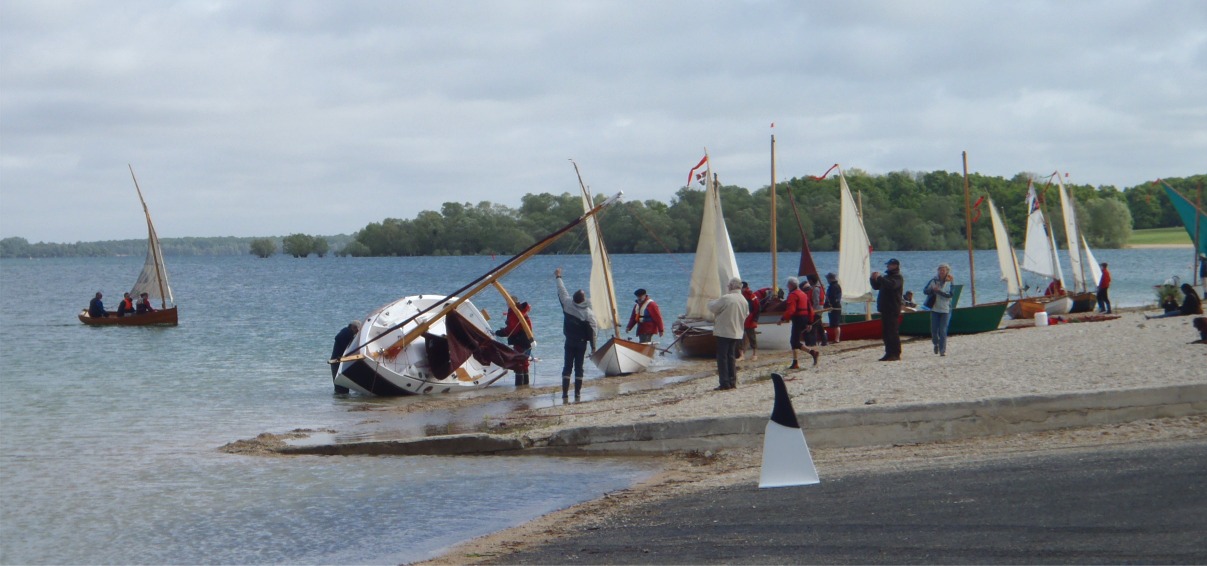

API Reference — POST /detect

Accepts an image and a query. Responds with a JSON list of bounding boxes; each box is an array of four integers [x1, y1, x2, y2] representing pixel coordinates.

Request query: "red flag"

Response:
[[687, 155, 708, 186], [810, 164, 840, 181], [971, 195, 985, 222]]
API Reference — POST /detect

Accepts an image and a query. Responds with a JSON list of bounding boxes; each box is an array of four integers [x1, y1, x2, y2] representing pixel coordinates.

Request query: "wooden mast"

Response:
[[128, 164, 169, 309], [572, 160, 621, 336], [770, 132, 778, 295], [962, 152, 976, 305]]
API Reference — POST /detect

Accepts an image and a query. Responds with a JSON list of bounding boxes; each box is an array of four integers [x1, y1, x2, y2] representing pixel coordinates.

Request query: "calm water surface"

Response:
[[0, 248, 1192, 563]]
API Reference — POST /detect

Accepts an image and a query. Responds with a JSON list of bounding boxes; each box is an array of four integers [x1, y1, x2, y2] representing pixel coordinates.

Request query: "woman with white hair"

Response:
[[923, 263, 954, 356], [707, 277, 748, 391]]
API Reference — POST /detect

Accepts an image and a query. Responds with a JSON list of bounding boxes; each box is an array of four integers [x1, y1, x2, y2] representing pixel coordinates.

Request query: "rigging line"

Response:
[[623, 201, 691, 273]]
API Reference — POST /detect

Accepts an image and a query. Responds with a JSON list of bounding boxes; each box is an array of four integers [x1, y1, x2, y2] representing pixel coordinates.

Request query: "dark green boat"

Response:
[[843, 286, 1007, 336]]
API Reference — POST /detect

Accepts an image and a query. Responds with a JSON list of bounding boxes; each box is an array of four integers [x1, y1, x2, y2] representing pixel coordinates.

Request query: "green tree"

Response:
[[339, 240, 371, 257], [312, 238, 330, 258], [1081, 198, 1133, 248], [282, 234, 315, 257], [249, 238, 276, 258]]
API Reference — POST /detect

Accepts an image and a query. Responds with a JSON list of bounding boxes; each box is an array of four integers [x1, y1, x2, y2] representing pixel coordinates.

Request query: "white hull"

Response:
[[590, 337, 656, 376], [1043, 296, 1073, 316], [753, 313, 797, 351], [335, 295, 509, 396]]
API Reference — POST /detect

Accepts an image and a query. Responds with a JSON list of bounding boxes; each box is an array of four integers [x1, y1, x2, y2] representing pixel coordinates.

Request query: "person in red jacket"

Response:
[[1096, 262, 1112, 314], [496, 299, 535, 386], [776, 277, 819, 369], [625, 288, 664, 343], [738, 282, 760, 361]]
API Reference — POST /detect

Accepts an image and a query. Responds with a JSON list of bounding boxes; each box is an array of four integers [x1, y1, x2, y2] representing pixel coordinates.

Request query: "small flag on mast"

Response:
[[687, 155, 709, 186]]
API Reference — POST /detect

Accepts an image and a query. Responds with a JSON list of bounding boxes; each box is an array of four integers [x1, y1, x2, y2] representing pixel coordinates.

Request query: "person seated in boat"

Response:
[[1146, 284, 1204, 319], [88, 292, 108, 318], [136, 292, 156, 314], [902, 291, 918, 310], [116, 292, 134, 317], [625, 288, 664, 344], [496, 297, 534, 387], [1044, 280, 1064, 296]]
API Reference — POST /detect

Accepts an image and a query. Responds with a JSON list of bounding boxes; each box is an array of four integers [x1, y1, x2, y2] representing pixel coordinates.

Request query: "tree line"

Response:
[[2, 171, 1200, 259]]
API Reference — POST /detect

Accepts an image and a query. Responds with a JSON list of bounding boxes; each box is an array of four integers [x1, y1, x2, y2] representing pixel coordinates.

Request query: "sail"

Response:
[[988, 197, 1022, 297], [578, 174, 618, 335], [1021, 183, 1059, 281], [837, 170, 873, 302], [1082, 236, 1102, 290], [128, 175, 174, 309], [684, 156, 741, 320], [1056, 175, 1085, 291], [1162, 182, 1207, 255]]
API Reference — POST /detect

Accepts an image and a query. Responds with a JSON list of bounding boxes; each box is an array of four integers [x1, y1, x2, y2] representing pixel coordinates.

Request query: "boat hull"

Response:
[[79, 307, 178, 326], [335, 295, 508, 396], [1043, 296, 1073, 315], [1068, 291, 1096, 313], [672, 319, 718, 358], [1007, 297, 1047, 320], [826, 317, 884, 342], [590, 337, 656, 376], [899, 301, 1008, 336]]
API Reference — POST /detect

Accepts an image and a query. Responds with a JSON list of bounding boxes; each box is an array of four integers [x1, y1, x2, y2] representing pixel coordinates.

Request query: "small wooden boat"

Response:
[[826, 317, 886, 342], [671, 319, 718, 358], [900, 302, 1008, 336], [1068, 291, 1096, 313], [80, 165, 178, 327]]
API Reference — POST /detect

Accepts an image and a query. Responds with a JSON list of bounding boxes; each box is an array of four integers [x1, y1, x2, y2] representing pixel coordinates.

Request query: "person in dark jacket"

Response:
[[88, 292, 108, 318], [329, 321, 361, 394], [870, 258, 905, 361], [555, 267, 596, 400], [824, 273, 843, 344], [116, 292, 134, 317], [136, 292, 156, 314], [1146, 284, 1203, 319], [496, 298, 535, 386]]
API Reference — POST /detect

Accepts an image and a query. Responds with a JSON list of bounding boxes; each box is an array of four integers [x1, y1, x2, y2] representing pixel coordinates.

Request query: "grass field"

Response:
[[1129, 227, 1193, 246]]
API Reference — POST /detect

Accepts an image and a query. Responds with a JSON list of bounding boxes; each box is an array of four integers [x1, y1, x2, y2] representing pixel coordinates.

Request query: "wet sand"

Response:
[[413, 307, 1205, 564]]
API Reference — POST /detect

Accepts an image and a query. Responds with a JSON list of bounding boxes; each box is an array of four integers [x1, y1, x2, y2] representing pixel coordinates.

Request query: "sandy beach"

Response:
[[395, 308, 1204, 564]]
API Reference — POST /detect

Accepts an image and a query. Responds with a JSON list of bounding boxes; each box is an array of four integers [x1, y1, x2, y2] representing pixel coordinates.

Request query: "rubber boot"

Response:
[[514, 372, 524, 387], [574, 379, 583, 398], [562, 377, 571, 398], [521, 372, 530, 386]]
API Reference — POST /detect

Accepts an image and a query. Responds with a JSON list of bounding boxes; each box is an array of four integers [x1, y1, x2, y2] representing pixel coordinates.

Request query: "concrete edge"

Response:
[[278, 384, 1207, 457]]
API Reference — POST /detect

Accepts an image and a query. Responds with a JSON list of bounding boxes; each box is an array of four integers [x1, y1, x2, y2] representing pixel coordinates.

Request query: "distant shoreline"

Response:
[[1127, 243, 1195, 249]]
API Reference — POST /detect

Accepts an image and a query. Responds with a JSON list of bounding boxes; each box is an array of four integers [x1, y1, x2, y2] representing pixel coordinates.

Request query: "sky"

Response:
[[1, 1, 1204, 243]]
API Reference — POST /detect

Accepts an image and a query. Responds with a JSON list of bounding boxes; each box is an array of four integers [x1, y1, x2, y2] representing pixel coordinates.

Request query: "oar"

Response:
[[657, 333, 686, 355]]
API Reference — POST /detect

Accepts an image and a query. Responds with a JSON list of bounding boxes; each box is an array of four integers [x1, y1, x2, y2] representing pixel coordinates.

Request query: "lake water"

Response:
[[0, 248, 1194, 563]]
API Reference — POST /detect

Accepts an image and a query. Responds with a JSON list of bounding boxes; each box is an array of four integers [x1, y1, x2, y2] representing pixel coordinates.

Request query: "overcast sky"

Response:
[[1, 1, 1204, 242]]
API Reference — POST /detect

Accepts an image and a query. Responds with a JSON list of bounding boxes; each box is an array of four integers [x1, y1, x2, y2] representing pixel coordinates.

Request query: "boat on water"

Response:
[[573, 161, 655, 376], [334, 193, 622, 396], [79, 165, 178, 326], [672, 152, 742, 358]]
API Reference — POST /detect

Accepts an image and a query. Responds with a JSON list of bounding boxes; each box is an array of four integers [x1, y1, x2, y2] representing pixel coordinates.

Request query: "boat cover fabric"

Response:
[[426, 311, 527, 380]]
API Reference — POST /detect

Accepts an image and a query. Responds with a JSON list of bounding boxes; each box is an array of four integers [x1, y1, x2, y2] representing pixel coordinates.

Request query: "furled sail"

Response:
[[837, 169, 873, 302], [684, 154, 741, 320], [129, 169, 174, 309], [1056, 175, 1085, 292], [988, 197, 1022, 297]]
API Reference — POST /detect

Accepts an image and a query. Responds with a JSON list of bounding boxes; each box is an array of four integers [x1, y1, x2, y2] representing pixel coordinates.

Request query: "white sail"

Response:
[[128, 171, 174, 309], [837, 169, 873, 302], [684, 155, 740, 320], [1021, 183, 1060, 282], [580, 181, 618, 334], [1056, 174, 1085, 292], [1083, 235, 1103, 290], [988, 197, 1022, 297]]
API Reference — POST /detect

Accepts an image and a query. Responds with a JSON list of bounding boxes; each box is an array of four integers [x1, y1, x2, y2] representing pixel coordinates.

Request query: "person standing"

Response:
[[806, 274, 828, 346], [777, 277, 820, 369], [497, 298, 535, 387], [555, 267, 596, 400], [88, 292, 108, 318], [1097, 262, 1112, 314], [329, 321, 361, 394], [870, 258, 905, 361], [924, 263, 954, 356], [707, 277, 748, 390], [824, 273, 843, 344], [739, 282, 760, 361], [625, 288, 664, 343]]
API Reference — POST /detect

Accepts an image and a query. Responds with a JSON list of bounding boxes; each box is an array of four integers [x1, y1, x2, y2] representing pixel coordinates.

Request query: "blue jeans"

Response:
[[930, 311, 951, 354]]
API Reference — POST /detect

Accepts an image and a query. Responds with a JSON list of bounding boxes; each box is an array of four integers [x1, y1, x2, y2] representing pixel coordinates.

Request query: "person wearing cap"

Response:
[[625, 288, 664, 344], [777, 276, 820, 369], [1096, 262, 1112, 314], [824, 273, 843, 343], [556, 267, 597, 400], [329, 320, 362, 394], [870, 258, 904, 361], [136, 292, 156, 315]]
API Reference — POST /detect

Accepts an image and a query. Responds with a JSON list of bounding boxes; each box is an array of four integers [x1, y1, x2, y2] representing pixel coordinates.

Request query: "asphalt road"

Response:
[[490, 439, 1207, 564]]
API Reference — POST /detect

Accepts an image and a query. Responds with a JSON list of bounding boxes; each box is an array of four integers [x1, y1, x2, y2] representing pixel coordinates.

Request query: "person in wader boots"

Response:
[[496, 297, 535, 387], [330, 321, 361, 394], [555, 267, 596, 400]]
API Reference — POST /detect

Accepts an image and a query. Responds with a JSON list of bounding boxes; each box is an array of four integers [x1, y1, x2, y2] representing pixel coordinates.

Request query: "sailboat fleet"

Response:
[[84, 154, 1120, 396]]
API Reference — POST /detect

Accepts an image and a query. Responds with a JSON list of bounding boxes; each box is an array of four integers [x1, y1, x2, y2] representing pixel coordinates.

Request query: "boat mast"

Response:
[[962, 152, 976, 305], [129, 164, 169, 309], [1196, 181, 1203, 285], [573, 160, 621, 337], [770, 132, 778, 295]]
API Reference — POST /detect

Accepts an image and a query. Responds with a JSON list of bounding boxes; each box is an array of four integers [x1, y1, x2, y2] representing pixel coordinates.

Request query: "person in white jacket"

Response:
[[707, 277, 748, 391]]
